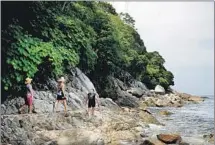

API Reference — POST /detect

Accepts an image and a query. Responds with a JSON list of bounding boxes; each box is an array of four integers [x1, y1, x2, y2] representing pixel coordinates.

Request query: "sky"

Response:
[[110, 2, 214, 96]]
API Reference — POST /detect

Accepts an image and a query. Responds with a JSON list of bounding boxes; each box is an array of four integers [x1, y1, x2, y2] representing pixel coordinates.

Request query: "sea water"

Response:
[[148, 95, 214, 145]]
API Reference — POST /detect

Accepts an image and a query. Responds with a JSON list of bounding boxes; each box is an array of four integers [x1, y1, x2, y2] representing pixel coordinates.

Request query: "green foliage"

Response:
[[2, 1, 174, 93], [2, 24, 79, 91]]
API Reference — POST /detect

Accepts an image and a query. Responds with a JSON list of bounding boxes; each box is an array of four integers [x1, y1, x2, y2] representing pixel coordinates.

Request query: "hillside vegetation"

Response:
[[2, 1, 174, 95]]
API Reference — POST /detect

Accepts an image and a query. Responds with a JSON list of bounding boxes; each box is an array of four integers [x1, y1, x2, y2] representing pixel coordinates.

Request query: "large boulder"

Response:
[[116, 90, 139, 107], [100, 98, 120, 110], [157, 134, 182, 144], [129, 80, 148, 91], [70, 68, 97, 94], [127, 88, 145, 98], [154, 85, 165, 94]]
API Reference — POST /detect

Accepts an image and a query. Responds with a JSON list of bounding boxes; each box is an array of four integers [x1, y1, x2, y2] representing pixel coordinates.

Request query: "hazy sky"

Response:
[[110, 2, 214, 95]]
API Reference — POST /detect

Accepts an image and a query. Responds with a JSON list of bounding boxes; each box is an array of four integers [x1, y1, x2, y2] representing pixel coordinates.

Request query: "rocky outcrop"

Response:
[[105, 77, 150, 107], [1, 106, 160, 145], [1, 68, 162, 145], [141, 91, 204, 108]]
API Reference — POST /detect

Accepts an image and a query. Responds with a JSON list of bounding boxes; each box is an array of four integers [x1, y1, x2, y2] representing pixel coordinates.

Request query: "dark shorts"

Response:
[[88, 99, 95, 108], [57, 95, 66, 100]]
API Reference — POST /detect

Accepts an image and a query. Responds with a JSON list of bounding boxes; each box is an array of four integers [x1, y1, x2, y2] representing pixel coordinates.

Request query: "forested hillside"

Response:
[[2, 1, 174, 95]]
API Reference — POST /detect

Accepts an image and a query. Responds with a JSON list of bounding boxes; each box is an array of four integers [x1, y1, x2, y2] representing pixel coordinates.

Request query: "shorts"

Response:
[[88, 99, 95, 108], [25, 94, 33, 106], [57, 95, 66, 100]]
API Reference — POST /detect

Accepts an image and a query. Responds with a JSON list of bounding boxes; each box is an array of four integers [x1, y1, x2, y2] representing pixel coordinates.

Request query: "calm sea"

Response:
[[148, 95, 214, 145]]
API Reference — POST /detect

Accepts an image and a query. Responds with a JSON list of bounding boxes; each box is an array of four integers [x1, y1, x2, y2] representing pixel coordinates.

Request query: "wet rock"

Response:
[[150, 139, 166, 145], [203, 133, 214, 143], [139, 111, 160, 125], [140, 133, 148, 138], [158, 110, 173, 116], [139, 140, 155, 145], [188, 96, 204, 102], [157, 134, 182, 144]]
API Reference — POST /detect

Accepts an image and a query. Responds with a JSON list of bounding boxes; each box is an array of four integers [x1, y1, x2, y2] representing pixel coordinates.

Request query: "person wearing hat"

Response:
[[19, 77, 34, 114], [54, 77, 68, 116]]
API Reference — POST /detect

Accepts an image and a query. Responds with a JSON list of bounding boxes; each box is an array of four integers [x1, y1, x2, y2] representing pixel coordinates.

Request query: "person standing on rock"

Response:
[[85, 89, 100, 117], [19, 78, 34, 114], [54, 77, 68, 116]]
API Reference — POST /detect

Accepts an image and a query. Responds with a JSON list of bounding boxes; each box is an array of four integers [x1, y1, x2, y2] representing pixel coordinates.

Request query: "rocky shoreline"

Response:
[[1, 68, 211, 145]]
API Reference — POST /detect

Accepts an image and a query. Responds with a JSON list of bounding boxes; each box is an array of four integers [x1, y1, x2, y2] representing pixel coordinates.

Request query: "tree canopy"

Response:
[[2, 1, 174, 93]]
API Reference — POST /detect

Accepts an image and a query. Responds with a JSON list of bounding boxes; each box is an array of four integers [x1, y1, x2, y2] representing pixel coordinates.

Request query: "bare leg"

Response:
[[88, 107, 91, 117], [29, 105, 33, 113], [63, 100, 67, 115], [92, 107, 95, 116]]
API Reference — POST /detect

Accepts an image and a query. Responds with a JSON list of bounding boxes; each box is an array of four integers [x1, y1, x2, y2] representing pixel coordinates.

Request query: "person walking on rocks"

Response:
[[54, 77, 68, 116], [85, 89, 100, 117], [19, 78, 34, 114]]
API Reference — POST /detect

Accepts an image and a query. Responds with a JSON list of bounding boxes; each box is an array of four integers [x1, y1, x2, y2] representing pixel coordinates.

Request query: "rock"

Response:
[[155, 85, 165, 94], [100, 98, 120, 110], [117, 91, 139, 107], [179, 142, 190, 145], [44, 140, 58, 145], [127, 88, 145, 98], [157, 134, 182, 144], [188, 96, 204, 102], [158, 110, 173, 116], [139, 140, 155, 145], [140, 133, 148, 138], [129, 80, 148, 91], [150, 139, 166, 145], [203, 134, 214, 143], [71, 68, 97, 93], [97, 138, 105, 145], [139, 102, 148, 110], [68, 92, 85, 109], [139, 111, 160, 125], [177, 92, 204, 103], [143, 97, 156, 107], [155, 99, 171, 107]]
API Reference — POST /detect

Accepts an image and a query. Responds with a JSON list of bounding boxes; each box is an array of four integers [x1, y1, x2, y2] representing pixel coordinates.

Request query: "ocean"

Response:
[[148, 95, 214, 145]]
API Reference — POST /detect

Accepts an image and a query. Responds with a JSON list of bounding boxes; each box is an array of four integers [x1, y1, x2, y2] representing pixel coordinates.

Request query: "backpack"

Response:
[[88, 93, 95, 100]]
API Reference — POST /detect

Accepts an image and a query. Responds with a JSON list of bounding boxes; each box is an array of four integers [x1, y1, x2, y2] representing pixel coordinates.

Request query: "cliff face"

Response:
[[1, 68, 152, 115]]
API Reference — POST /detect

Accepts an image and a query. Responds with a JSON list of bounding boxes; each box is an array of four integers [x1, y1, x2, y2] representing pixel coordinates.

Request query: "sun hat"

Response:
[[57, 77, 65, 83], [25, 78, 32, 84]]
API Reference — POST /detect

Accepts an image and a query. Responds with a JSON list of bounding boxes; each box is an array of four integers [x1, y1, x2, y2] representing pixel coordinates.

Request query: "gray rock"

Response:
[[100, 98, 119, 110], [129, 80, 148, 91], [117, 91, 139, 107], [71, 68, 97, 93], [127, 88, 145, 98], [97, 138, 105, 145]]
